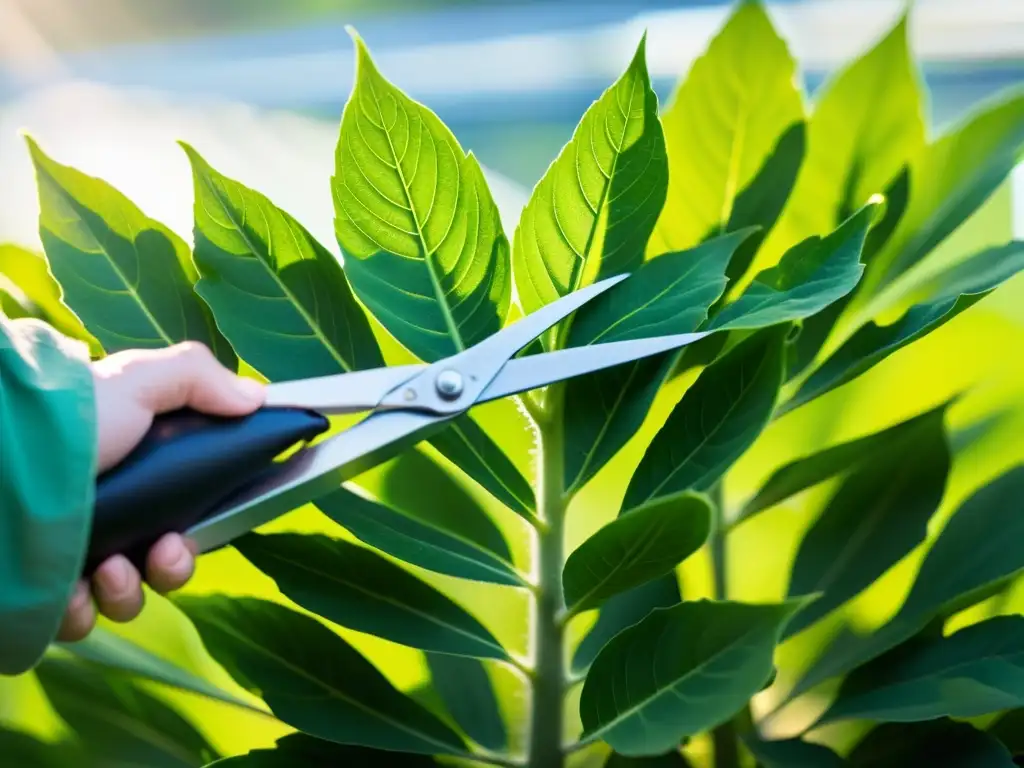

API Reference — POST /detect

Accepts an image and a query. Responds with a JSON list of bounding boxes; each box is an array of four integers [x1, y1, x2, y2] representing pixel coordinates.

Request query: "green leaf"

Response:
[[737, 402, 947, 525], [786, 240, 1024, 413], [235, 533, 508, 661], [36, 656, 219, 767], [25, 137, 235, 365], [605, 750, 693, 767], [563, 492, 711, 615], [871, 87, 1024, 285], [317, 486, 524, 586], [174, 595, 466, 756], [821, 615, 1024, 724], [782, 402, 950, 637], [579, 599, 801, 756], [512, 34, 667, 331], [847, 720, 1015, 767], [424, 653, 507, 752], [709, 201, 878, 331], [0, 726, 79, 768], [209, 734, 437, 766], [988, 709, 1024, 755], [572, 575, 682, 676], [741, 733, 843, 768], [622, 326, 786, 511], [332, 30, 510, 362], [563, 230, 755, 492], [650, 0, 803, 255]]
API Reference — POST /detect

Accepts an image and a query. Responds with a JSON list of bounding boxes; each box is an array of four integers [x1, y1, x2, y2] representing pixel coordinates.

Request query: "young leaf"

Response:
[[563, 492, 711, 615], [209, 734, 438, 766], [332, 31, 510, 362], [622, 326, 786, 511], [235, 533, 509, 661], [741, 734, 843, 768], [572, 575, 682, 676], [786, 240, 1024, 414], [650, 1, 803, 254], [847, 720, 1015, 767], [821, 615, 1024, 724], [605, 751, 693, 767], [317, 486, 524, 587], [174, 595, 467, 756], [782, 403, 950, 638], [25, 137, 234, 365], [579, 599, 802, 756], [512, 34, 667, 327], [563, 230, 756, 492], [36, 656, 219, 767], [424, 653, 507, 752]]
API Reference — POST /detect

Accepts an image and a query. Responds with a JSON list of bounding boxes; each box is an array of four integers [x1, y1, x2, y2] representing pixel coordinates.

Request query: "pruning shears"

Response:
[[86, 274, 708, 575]]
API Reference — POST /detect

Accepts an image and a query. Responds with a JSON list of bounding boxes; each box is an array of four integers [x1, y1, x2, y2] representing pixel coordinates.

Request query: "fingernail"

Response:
[[233, 376, 265, 403]]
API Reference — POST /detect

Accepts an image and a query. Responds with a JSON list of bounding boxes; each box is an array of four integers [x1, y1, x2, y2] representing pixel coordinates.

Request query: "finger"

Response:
[[146, 533, 196, 594], [92, 555, 145, 622], [56, 581, 96, 642]]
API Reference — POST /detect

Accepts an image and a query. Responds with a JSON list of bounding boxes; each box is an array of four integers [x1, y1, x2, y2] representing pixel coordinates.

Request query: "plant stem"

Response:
[[527, 394, 567, 768], [709, 482, 740, 768]]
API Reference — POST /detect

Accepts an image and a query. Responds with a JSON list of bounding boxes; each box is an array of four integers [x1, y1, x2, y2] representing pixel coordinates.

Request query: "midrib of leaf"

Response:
[[719, 101, 751, 227], [197, 176, 352, 373], [249, 541, 506, 658], [366, 79, 463, 352], [198, 613, 464, 754]]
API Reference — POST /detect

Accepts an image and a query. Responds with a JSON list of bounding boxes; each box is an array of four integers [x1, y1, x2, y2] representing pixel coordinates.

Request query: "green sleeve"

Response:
[[0, 314, 96, 676]]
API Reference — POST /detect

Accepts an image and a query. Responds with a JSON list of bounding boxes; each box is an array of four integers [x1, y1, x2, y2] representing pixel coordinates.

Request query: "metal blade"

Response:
[[264, 364, 426, 413], [478, 332, 711, 402]]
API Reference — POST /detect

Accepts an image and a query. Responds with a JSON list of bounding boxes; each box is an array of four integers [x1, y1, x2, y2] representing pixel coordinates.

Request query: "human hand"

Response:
[[58, 342, 265, 641]]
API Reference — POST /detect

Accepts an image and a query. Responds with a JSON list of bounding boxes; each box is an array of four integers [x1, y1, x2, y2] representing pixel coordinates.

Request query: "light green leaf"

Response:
[[622, 326, 786, 511], [786, 240, 1024, 414], [563, 492, 711, 615], [513, 34, 667, 332], [424, 653, 507, 752], [783, 402, 950, 638], [36, 656, 219, 767], [847, 719, 1015, 767], [709, 201, 879, 331], [209, 734, 438, 766], [25, 137, 234, 365], [174, 595, 467, 756], [563, 230, 755, 492], [332, 30, 510, 363], [579, 599, 802, 756], [742, 734, 843, 768], [235, 533, 508, 661], [650, 1, 803, 255], [821, 615, 1024, 724]]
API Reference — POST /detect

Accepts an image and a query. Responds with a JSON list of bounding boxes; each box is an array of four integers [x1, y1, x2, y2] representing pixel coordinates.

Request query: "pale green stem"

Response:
[[709, 481, 740, 768]]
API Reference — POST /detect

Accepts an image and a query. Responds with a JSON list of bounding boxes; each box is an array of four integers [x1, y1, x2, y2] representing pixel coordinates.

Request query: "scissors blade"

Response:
[[263, 364, 426, 413]]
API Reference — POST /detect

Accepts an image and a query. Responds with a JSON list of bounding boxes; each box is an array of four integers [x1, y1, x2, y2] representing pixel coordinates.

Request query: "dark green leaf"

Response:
[[0, 726, 79, 768], [572, 575, 682, 676], [424, 653, 507, 752], [605, 750, 693, 767], [235, 533, 508, 660], [651, 1, 803, 255], [848, 719, 1015, 767], [317, 486, 524, 586], [25, 136, 234, 365], [709, 201, 878, 331], [742, 733, 843, 768], [513, 35, 667, 336], [563, 492, 711, 615], [622, 326, 787, 511], [209, 734, 437, 766], [579, 599, 802, 756], [988, 708, 1024, 755], [174, 595, 466, 755], [822, 615, 1024, 724], [36, 656, 219, 767], [332, 31, 510, 362]]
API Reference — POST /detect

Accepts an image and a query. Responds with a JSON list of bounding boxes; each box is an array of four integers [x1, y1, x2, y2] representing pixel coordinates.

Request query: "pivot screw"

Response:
[[436, 369, 464, 400]]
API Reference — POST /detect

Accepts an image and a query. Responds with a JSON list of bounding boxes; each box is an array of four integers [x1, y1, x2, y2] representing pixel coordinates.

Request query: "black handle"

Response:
[[85, 406, 330, 576]]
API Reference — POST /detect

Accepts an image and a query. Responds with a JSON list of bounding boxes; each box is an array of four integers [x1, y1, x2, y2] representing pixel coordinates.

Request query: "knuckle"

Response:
[[175, 340, 214, 362]]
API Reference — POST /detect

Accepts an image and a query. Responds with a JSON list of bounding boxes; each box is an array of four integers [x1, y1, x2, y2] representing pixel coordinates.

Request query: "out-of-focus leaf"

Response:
[[988, 708, 1024, 755], [36, 656, 219, 767], [622, 326, 786, 511], [235, 533, 508, 660], [605, 750, 693, 767], [847, 719, 1015, 767], [424, 653, 507, 752], [209, 734, 438, 766], [563, 230, 755, 492], [579, 599, 802, 756], [782, 401, 950, 638], [563, 492, 711, 615], [742, 733, 843, 768], [650, 1, 803, 255], [513, 35, 667, 341], [25, 136, 234, 364], [0, 726, 79, 768], [332, 31, 510, 362], [174, 596, 466, 756]]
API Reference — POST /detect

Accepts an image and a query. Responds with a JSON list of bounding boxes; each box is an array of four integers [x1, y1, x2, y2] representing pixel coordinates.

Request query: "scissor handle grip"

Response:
[[85, 407, 330, 577]]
